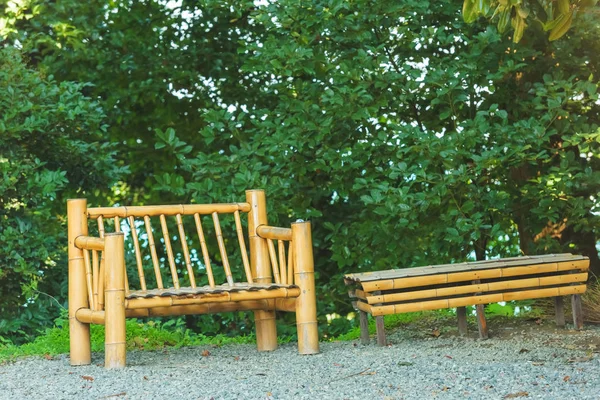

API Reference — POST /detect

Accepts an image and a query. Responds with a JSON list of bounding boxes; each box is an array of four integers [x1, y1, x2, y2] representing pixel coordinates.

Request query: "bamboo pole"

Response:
[[246, 189, 277, 351], [292, 221, 320, 355], [88, 203, 252, 219], [266, 239, 281, 284], [287, 243, 294, 285], [234, 210, 253, 284], [104, 232, 126, 368], [97, 217, 106, 309], [176, 214, 196, 288], [212, 212, 234, 286], [67, 199, 91, 365], [366, 273, 588, 304], [128, 216, 147, 291], [160, 214, 180, 289], [92, 250, 99, 310], [278, 240, 287, 285], [74, 236, 105, 251], [144, 215, 164, 289], [364, 285, 587, 317], [83, 249, 94, 309], [194, 213, 215, 288], [256, 225, 293, 241]]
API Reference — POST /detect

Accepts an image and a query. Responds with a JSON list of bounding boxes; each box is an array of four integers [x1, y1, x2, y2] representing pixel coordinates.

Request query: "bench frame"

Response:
[[68, 189, 319, 368]]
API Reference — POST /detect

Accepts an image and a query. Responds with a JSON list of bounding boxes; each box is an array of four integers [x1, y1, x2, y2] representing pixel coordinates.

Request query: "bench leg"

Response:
[[67, 199, 91, 366], [255, 310, 278, 351], [104, 233, 127, 368], [359, 310, 370, 345], [376, 316, 386, 346], [554, 296, 566, 327], [292, 221, 319, 354], [571, 294, 584, 330], [476, 304, 488, 339], [457, 306, 468, 336]]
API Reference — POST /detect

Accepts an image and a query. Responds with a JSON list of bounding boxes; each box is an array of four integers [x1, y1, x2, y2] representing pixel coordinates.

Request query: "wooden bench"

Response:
[[68, 189, 319, 368], [344, 254, 589, 345]]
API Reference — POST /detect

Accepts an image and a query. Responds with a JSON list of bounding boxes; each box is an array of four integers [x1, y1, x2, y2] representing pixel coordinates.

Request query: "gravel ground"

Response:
[[1, 319, 599, 400]]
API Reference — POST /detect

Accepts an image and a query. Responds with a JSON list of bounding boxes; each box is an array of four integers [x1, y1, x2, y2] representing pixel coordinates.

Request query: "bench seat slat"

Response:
[[126, 283, 299, 299]]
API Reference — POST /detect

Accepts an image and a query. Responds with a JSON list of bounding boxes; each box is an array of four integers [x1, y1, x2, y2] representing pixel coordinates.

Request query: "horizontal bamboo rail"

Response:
[[256, 225, 293, 241], [359, 260, 589, 292], [360, 284, 587, 317], [363, 273, 588, 304], [74, 236, 105, 251], [87, 203, 251, 219], [124, 286, 301, 309]]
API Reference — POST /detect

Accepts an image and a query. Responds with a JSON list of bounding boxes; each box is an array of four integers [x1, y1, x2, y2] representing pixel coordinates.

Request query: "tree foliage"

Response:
[[1, 0, 599, 341]]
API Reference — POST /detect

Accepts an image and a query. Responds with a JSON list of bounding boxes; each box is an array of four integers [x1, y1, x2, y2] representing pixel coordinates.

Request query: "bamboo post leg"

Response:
[[554, 296, 566, 327], [372, 290, 386, 346], [67, 199, 91, 366], [457, 306, 468, 336], [571, 294, 584, 330], [104, 232, 127, 368], [475, 304, 488, 339], [359, 310, 370, 345], [292, 221, 320, 354], [246, 190, 277, 351]]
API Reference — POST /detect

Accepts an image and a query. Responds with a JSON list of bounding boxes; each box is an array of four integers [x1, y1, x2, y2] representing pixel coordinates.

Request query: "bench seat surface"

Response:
[[127, 283, 299, 299]]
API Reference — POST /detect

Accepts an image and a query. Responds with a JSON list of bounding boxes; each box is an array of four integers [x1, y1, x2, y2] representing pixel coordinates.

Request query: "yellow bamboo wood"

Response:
[[212, 212, 234, 286], [128, 216, 147, 291], [287, 243, 294, 285], [366, 273, 589, 304], [114, 216, 121, 232], [88, 203, 251, 219], [278, 240, 287, 285], [160, 214, 180, 289], [234, 210, 253, 284], [74, 236, 105, 251], [256, 225, 293, 241], [360, 261, 587, 292], [112, 216, 130, 297], [292, 221, 319, 355], [124, 286, 301, 309], [104, 232, 126, 368], [144, 215, 164, 289], [176, 214, 196, 288], [97, 217, 106, 310], [92, 250, 99, 310], [246, 189, 277, 352], [364, 285, 587, 317], [67, 199, 91, 365], [83, 249, 94, 309], [266, 239, 281, 284], [194, 213, 215, 288]]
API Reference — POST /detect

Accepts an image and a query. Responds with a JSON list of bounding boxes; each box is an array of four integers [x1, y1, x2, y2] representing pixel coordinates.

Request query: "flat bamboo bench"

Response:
[[68, 189, 319, 368], [344, 254, 589, 345]]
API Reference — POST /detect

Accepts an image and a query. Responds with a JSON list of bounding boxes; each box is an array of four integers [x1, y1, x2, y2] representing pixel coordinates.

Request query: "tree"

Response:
[[0, 47, 124, 342]]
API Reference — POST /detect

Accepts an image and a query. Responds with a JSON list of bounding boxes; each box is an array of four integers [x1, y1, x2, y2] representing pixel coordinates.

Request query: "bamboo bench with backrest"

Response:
[[345, 254, 589, 345], [68, 189, 319, 368]]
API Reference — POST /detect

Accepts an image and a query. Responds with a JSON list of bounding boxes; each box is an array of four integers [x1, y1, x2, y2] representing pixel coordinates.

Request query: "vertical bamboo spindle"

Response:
[[160, 214, 180, 289], [144, 216, 164, 289], [292, 221, 319, 355], [278, 240, 287, 285], [176, 214, 196, 288], [287, 243, 294, 285], [104, 232, 126, 368], [67, 199, 91, 365], [246, 189, 277, 351], [113, 216, 129, 295], [83, 250, 94, 308], [92, 250, 99, 310], [97, 216, 106, 309], [194, 213, 215, 288], [128, 216, 147, 291], [266, 239, 281, 284], [212, 212, 234, 286], [234, 211, 253, 284]]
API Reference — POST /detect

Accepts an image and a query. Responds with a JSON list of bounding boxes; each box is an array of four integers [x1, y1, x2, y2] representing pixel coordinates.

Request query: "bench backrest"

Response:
[[68, 189, 295, 311]]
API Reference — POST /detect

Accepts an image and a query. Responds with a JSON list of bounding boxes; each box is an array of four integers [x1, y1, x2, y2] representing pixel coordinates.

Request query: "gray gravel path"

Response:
[[1, 323, 599, 400]]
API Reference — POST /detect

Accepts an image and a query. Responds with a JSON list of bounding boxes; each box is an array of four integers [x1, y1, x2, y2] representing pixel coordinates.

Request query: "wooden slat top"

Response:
[[126, 282, 298, 299], [344, 254, 589, 283]]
